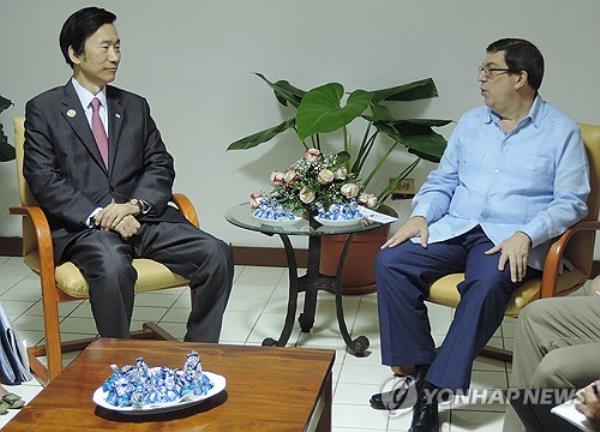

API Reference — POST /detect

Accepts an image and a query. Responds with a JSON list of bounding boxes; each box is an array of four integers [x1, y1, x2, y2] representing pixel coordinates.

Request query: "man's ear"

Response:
[[68, 46, 82, 65], [514, 70, 529, 91]]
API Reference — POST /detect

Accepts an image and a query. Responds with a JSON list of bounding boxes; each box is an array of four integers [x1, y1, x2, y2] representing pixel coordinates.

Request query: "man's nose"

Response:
[[108, 48, 120, 62]]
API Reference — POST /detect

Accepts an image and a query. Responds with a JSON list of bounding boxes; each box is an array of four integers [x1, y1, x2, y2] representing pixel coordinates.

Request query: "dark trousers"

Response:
[[376, 226, 538, 391], [63, 221, 233, 342], [509, 389, 582, 432]]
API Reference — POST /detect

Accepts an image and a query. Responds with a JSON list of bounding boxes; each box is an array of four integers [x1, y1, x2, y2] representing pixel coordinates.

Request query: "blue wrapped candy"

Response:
[[253, 199, 295, 221], [316, 200, 362, 222], [101, 351, 214, 408]]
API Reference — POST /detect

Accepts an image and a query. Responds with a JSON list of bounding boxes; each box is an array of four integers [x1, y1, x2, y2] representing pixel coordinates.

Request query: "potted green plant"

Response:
[[0, 94, 16, 162], [228, 75, 451, 293]]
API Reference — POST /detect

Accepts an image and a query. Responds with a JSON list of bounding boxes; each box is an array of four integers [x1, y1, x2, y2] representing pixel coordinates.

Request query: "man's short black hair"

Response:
[[59, 7, 117, 68], [486, 38, 544, 91]]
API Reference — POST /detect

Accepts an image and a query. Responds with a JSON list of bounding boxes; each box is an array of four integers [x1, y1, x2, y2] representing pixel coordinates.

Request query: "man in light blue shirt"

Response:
[[370, 38, 589, 432]]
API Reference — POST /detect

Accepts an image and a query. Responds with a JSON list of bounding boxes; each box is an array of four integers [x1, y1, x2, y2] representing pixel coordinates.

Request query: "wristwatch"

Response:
[[129, 198, 144, 214]]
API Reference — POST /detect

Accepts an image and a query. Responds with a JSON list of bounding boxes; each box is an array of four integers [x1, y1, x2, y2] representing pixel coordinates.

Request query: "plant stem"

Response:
[[357, 130, 379, 174], [352, 122, 372, 174], [343, 126, 351, 170], [316, 133, 321, 151], [294, 125, 309, 150], [377, 157, 421, 205], [362, 136, 397, 189]]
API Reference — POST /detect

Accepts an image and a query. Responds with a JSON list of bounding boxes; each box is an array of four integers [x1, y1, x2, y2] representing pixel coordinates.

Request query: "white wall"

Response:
[[1, 0, 599, 250]]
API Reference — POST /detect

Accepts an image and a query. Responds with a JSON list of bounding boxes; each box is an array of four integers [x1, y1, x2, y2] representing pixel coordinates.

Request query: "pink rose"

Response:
[[334, 166, 347, 180], [249, 192, 264, 209], [359, 193, 378, 209], [341, 183, 359, 199], [317, 168, 335, 185], [270, 171, 285, 186], [299, 187, 316, 204], [304, 148, 321, 163], [283, 169, 298, 184]]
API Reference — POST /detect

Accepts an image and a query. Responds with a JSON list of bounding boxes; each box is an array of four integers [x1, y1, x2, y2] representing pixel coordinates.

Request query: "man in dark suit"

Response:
[[23, 7, 233, 342]]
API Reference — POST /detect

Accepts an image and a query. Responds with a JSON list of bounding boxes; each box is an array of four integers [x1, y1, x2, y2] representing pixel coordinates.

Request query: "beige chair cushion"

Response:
[[428, 269, 588, 318], [24, 252, 189, 298]]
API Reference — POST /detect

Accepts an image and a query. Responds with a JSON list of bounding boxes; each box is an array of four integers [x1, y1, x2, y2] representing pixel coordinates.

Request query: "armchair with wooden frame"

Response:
[[426, 124, 600, 362], [10, 116, 199, 385]]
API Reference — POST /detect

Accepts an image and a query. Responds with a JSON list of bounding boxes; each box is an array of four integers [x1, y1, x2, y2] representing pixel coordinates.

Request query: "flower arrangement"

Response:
[[251, 148, 379, 220]]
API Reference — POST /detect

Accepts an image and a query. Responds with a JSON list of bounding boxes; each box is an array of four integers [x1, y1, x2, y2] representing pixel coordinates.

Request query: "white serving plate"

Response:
[[314, 216, 364, 227], [92, 371, 226, 415], [253, 215, 302, 226]]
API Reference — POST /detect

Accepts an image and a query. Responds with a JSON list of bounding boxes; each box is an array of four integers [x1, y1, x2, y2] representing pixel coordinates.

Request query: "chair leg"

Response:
[[28, 321, 178, 386], [480, 345, 513, 362], [141, 322, 178, 341]]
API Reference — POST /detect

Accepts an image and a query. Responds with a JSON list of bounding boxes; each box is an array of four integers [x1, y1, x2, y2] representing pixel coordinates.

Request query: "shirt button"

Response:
[[494, 169, 499, 173]]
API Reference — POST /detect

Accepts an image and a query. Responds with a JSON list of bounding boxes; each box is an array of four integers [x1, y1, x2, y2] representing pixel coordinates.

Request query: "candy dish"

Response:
[[93, 370, 226, 415], [314, 216, 365, 227]]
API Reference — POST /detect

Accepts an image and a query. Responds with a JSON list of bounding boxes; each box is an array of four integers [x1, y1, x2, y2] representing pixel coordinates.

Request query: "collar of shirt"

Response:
[[70, 77, 108, 134], [484, 94, 544, 130]]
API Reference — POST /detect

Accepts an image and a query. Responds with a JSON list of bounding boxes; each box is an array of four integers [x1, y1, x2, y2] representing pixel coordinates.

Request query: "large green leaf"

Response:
[[0, 124, 15, 162], [255, 73, 305, 108], [371, 78, 438, 104], [227, 119, 295, 151], [374, 120, 449, 163], [335, 151, 351, 166], [364, 103, 394, 121], [0, 95, 15, 161], [296, 83, 372, 140], [0, 94, 12, 114]]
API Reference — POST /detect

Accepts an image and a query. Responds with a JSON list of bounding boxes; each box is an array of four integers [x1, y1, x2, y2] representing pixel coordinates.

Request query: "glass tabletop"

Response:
[[225, 203, 395, 236]]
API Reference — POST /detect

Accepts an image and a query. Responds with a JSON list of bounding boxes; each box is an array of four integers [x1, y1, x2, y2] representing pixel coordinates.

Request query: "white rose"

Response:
[[341, 183, 359, 199], [299, 187, 316, 204], [304, 148, 321, 163], [283, 169, 298, 184], [318, 169, 335, 185], [334, 166, 348, 180], [359, 192, 378, 209], [249, 192, 264, 209], [270, 171, 285, 186]]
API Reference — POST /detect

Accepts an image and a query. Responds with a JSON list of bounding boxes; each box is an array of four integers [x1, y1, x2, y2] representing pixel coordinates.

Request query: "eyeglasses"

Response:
[[478, 64, 514, 78]]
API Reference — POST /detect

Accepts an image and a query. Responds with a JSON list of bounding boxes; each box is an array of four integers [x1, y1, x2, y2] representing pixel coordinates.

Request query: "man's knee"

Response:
[[93, 253, 136, 282], [464, 271, 513, 299], [375, 243, 413, 274], [200, 236, 232, 272], [531, 350, 573, 388]]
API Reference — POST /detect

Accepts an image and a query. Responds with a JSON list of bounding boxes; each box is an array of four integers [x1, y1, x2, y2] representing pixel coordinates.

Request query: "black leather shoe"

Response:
[[370, 366, 428, 410], [369, 375, 417, 410], [409, 384, 439, 432]]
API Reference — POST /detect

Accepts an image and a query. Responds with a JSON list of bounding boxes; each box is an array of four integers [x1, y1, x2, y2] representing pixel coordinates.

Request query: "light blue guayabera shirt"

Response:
[[410, 96, 590, 270]]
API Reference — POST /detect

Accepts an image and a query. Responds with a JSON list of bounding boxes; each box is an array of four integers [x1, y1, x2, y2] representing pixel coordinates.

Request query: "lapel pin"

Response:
[[115, 113, 121, 119], [66, 109, 77, 118]]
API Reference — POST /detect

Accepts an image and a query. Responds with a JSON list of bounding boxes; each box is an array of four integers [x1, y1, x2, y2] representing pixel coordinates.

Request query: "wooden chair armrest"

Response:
[[9, 205, 56, 271], [540, 221, 600, 298], [172, 193, 200, 228]]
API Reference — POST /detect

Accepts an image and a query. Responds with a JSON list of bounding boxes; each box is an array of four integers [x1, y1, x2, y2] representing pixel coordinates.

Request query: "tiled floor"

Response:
[[0, 255, 565, 430]]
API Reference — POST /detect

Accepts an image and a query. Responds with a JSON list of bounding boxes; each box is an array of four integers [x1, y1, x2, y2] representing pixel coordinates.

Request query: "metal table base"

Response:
[[261, 233, 370, 356]]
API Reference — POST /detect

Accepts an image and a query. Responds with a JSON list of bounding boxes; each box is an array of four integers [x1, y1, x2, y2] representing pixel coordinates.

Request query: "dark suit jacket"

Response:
[[24, 81, 187, 262]]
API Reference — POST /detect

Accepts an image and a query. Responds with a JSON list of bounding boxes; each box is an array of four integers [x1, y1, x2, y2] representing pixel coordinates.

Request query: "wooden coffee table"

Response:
[[4, 338, 335, 431]]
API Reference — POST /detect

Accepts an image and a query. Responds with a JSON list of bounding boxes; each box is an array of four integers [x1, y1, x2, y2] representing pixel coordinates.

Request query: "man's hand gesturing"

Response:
[[484, 231, 532, 283], [381, 216, 428, 249]]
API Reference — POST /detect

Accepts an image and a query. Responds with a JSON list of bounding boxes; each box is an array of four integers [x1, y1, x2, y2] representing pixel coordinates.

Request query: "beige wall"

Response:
[[1, 0, 599, 251]]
